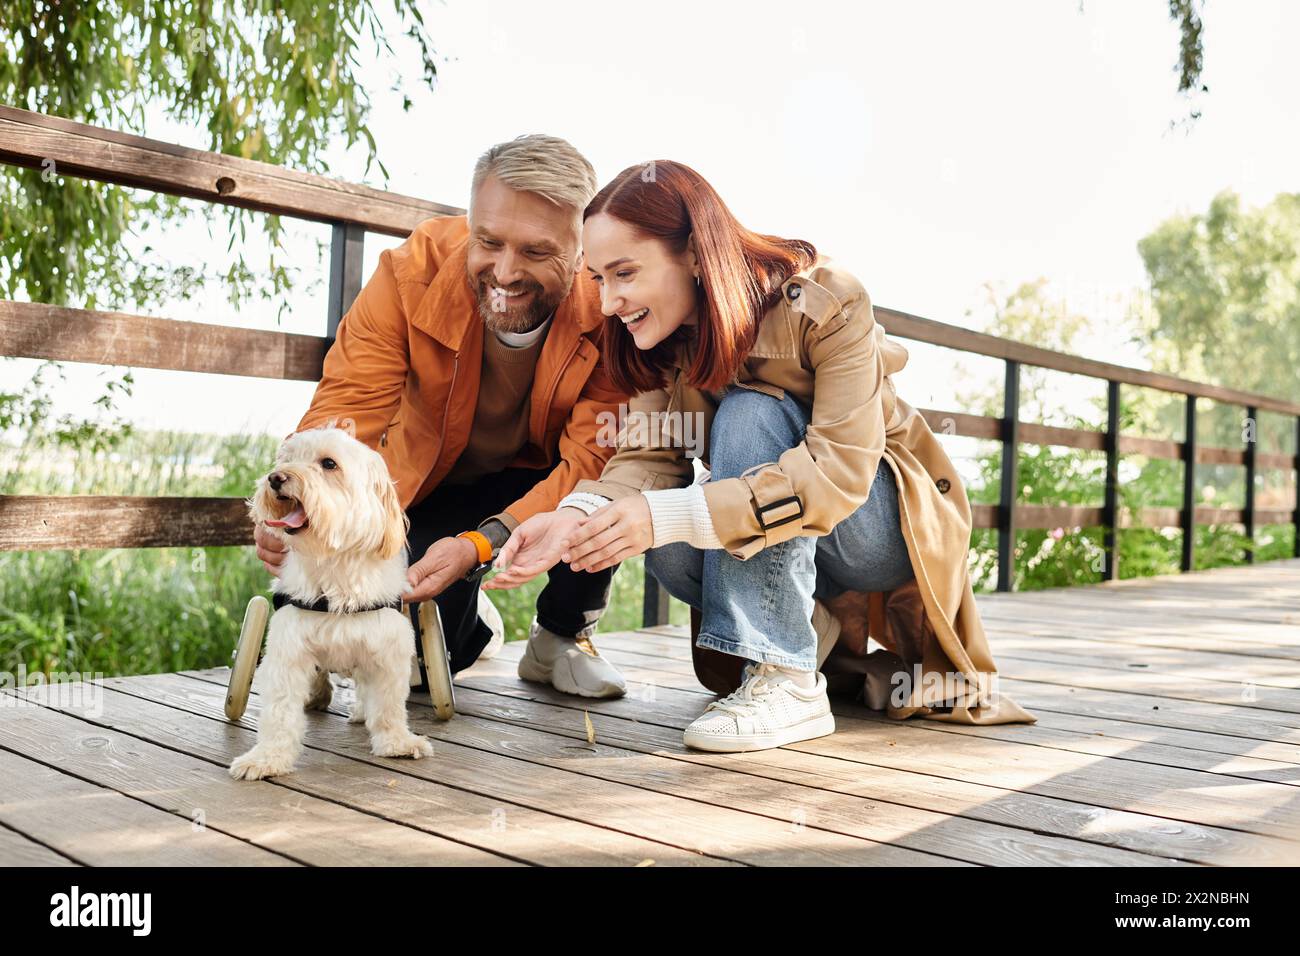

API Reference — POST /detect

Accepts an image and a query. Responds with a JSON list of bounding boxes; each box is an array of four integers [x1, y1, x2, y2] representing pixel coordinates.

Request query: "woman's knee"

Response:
[[709, 390, 807, 477]]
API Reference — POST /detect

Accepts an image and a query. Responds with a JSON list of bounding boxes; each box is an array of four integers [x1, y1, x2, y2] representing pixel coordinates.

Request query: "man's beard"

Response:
[[471, 269, 568, 335]]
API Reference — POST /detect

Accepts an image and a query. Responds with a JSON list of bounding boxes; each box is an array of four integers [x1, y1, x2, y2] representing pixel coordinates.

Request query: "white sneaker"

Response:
[[517, 619, 627, 698], [683, 663, 835, 753], [477, 590, 505, 660]]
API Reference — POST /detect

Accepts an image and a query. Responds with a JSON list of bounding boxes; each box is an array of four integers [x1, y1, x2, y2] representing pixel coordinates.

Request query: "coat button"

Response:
[[936, 477, 951, 494], [786, 283, 801, 301]]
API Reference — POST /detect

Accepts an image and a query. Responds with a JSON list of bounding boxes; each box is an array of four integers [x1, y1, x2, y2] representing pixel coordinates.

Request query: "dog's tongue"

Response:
[[266, 506, 307, 529]]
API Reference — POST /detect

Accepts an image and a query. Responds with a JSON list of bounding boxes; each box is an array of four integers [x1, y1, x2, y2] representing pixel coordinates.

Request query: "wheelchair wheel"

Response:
[[225, 595, 269, 721], [417, 601, 456, 721]]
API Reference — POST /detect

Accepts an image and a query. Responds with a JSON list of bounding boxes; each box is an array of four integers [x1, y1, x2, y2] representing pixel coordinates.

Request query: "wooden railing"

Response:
[[2, 106, 1297, 626]]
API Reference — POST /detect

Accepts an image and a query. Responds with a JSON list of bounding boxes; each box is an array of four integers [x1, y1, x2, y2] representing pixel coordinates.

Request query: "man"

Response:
[[253, 134, 631, 698]]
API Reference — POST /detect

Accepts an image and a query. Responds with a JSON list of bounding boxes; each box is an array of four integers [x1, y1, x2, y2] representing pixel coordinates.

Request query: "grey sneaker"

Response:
[[516, 619, 627, 698]]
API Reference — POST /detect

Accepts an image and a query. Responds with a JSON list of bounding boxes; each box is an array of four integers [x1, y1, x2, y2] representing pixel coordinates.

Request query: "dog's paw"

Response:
[[229, 749, 295, 780], [371, 733, 434, 760], [347, 707, 367, 725]]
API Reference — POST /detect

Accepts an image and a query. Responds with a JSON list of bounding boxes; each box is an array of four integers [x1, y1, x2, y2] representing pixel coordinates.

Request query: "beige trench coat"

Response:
[[574, 259, 1036, 725]]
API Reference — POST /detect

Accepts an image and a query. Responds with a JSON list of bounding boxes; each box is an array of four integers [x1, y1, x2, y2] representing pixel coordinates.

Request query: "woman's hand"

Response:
[[563, 495, 653, 573], [483, 508, 587, 590]]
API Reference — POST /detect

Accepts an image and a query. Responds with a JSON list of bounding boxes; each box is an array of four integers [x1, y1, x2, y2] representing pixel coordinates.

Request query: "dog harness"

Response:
[[271, 593, 405, 614]]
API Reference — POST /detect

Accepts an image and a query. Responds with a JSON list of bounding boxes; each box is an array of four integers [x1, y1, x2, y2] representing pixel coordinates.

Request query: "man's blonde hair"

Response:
[[470, 134, 598, 218]]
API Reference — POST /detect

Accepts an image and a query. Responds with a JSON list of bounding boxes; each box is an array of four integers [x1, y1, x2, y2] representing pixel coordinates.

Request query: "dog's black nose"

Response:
[[269, 472, 287, 492]]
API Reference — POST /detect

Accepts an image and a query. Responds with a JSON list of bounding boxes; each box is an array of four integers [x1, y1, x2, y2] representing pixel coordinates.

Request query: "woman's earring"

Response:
[[694, 273, 701, 287]]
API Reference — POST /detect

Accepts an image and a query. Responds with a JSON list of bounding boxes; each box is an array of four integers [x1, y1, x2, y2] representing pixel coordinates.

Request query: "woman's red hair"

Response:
[[585, 161, 816, 394]]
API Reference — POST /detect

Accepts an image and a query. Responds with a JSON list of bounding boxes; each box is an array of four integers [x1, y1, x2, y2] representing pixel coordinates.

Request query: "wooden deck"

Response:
[[4, 559, 1300, 867]]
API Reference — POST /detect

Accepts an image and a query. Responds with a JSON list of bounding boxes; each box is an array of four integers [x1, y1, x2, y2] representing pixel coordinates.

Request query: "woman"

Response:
[[486, 160, 1035, 752]]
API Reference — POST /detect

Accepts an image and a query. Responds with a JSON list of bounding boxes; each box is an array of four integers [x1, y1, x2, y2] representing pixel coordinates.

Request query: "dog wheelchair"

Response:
[[224, 595, 457, 722]]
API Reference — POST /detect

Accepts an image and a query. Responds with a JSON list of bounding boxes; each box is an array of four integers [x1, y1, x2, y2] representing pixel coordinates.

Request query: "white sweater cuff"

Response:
[[557, 491, 610, 516], [642, 485, 723, 550]]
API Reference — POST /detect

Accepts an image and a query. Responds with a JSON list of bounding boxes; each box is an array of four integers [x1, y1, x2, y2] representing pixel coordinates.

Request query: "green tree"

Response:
[[1136, 190, 1300, 421], [0, 0, 439, 313]]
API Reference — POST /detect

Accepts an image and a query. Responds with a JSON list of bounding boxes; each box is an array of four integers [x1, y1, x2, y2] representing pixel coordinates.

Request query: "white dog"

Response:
[[229, 425, 433, 781]]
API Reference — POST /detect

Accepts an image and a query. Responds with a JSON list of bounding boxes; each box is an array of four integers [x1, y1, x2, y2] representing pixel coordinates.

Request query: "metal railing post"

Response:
[[997, 359, 1020, 592], [1244, 404, 1257, 564], [642, 575, 670, 628], [1102, 379, 1120, 581], [1181, 395, 1197, 572], [327, 222, 366, 341], [1293, 416, 1300, 558]]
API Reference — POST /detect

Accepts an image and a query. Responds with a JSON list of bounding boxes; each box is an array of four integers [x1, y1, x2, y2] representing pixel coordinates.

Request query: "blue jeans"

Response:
[[644, 388, 915, 671]]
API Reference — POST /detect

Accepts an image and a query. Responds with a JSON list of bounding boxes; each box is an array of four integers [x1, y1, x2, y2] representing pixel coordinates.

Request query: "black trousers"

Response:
[[405, 464, 617, 679]]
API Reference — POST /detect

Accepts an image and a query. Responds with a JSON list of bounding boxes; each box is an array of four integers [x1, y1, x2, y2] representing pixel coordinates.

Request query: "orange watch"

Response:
[[457, 530, 493, 566]]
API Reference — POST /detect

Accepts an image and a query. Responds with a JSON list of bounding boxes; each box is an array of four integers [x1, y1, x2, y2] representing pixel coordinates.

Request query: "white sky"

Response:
[[5, 0, 1297, 460]]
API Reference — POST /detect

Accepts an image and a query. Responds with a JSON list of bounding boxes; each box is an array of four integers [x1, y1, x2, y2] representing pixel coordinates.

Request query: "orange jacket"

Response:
[[295, 215, 628, 528]]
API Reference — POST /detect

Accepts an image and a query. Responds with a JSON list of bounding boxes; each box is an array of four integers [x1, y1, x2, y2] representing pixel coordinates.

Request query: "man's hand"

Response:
[[406, 536, 479, 602], [563, 495, 653, 573], [254, 522, 288, 577], [483, 508, 586, 591]]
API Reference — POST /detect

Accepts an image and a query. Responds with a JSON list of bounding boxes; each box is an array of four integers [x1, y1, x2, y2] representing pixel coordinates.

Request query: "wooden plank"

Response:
[[154, 672, 904, 865], [321, 676, 1170, 867], [443, 684, 1186, 866], [453, 650, 1298, 864], [979, 618, 1300, 661], [172, 671, 967, 868], [80, 674, 727, 867], [878, 307, 1300, 416], [917, 409, 1002, 441], [980, 567, 1300, 602], [998, 677, 1300, 745], [964, 504, 1291, 531], [574, 634, 1300, 770], [546, 635, 1300, 769], [977, 634, 1300, 686], [605, 626, 1293, 750], [978, 599, 1300, 635], [0, 301, 327, 379], [8, 684, 510, 866], [977, 559, 1300, 602], [977, 588, 1300, 630], [504, 636, 1300, 773], [605, 624, 1300, 717], [0, 823, 79, 866], [460, 651, 1300, 847], [1016, 504, 1104, 529], [0, 495, 251, 550], [976, 653, 1300, 715], [0, 105, 461, 235], [0, 741, 289, 865], [1119, 433, 1181, 460]]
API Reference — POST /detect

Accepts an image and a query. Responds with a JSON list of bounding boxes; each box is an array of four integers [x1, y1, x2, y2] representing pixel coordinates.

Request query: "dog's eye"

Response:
[[321, 458, 337, 470]]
